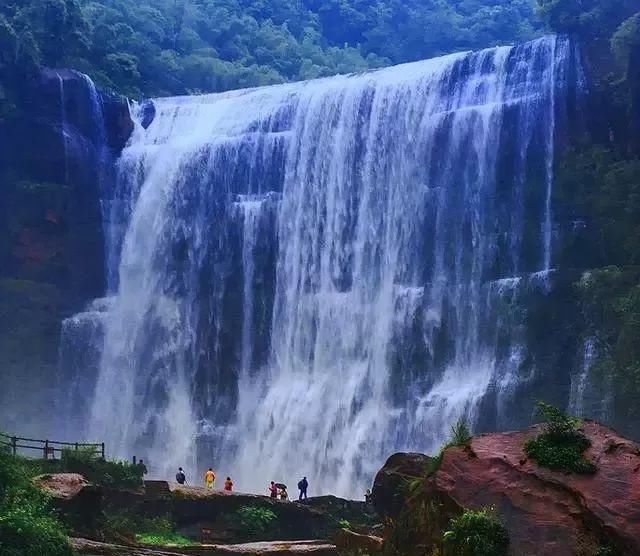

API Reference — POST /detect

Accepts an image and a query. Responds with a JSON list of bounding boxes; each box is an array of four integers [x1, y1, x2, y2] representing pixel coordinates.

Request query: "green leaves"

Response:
[[0, 449, 72, 556], [235, 506, 278, 535], [442, 508, 509, 556], [524, 402, 596, 474]]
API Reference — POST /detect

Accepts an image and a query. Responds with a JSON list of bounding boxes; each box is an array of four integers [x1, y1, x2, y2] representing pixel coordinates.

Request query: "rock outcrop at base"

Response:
[[71, 538, 338, 555], [300, 496, 379, 534], [171, 486, 341, 543], [33, 473, 102, 535], [373, 421, 640, 556]]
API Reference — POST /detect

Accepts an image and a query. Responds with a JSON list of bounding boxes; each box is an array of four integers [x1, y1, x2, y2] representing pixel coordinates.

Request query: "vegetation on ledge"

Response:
[[525, 402, 596, 474], [0, 447, 72, 556]]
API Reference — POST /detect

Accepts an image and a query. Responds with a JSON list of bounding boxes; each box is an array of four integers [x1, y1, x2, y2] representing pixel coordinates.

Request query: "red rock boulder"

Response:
[[373, 421, 640, 556]]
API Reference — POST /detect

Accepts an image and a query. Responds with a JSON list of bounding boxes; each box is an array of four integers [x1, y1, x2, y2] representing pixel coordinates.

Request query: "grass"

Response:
[[136, 532, 195, 546], [408, 417, 472, 499]]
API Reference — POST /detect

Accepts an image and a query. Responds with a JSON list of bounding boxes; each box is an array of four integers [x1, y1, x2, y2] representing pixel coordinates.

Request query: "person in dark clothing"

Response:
[[176, 467, 186, 485], [298, 477, 308, 500], [138, 459, 148, 476]]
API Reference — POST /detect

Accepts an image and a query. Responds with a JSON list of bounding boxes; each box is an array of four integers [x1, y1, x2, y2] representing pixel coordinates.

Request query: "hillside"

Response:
[[0, 0, 541, 101]]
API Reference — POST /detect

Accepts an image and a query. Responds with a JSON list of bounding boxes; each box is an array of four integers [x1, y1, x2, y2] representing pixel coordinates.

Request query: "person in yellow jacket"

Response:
[[204, 468, 215, 489]]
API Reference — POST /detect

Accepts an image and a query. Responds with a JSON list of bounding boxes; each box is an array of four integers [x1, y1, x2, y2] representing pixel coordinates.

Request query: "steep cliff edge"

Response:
[[0, 68, 132, 435]]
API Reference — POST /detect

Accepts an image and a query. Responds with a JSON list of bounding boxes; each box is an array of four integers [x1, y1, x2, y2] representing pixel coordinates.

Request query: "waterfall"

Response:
[[81, 36, 581, 496]]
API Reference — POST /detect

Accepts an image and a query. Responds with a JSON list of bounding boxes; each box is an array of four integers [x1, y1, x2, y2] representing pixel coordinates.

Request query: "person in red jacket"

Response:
[[269, 481, 278, 498]]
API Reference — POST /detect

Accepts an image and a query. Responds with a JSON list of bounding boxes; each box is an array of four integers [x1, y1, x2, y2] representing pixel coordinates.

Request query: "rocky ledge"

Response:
[[373, 421, 640, 555], [71, 538, 338, 555]]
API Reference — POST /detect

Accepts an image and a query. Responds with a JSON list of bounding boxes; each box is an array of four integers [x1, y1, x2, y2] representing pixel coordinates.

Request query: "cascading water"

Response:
[[79, 36, 583, 497]]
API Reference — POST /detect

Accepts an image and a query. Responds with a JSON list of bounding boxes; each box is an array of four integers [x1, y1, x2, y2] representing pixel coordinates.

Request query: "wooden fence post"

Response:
[[44, 440, 49, 460], [11, 436, 16, 456], [101, 443, 105, 459]]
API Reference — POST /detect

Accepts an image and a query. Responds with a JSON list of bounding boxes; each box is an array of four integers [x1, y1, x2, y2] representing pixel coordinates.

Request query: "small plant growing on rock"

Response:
[[524, 401, 596, 474], [339, 518, 352, 529], [235, 506, 277, 535], [450, 418, 472, 447], [442, 508, 509, 556]]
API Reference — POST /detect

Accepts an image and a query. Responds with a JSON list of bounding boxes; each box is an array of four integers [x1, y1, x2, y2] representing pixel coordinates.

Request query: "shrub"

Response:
[[524, 402, 596, 474], [442, 508, 509, 556], [235, 506, 277, 535], [0, 448, 72, 556], [58, 449, 143, 489], [339, 518, 352, 529]]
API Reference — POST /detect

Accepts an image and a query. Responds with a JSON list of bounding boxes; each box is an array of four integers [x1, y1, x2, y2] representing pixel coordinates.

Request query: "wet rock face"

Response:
[[0, 68, 132, 436], [372, 422, 640, 556]]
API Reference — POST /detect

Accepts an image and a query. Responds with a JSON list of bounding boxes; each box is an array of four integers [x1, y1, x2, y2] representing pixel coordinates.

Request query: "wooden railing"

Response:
[[0, 432, 104, 459]]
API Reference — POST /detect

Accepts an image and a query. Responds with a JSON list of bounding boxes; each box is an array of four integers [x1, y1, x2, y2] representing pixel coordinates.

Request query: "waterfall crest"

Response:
[[83, 36, 582, 496]]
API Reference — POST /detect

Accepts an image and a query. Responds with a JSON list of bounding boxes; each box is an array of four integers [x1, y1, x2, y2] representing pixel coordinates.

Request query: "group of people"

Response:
[[268, 476, 308, 501], [174, 467, 309, 501], [175, 467, 233, 491]]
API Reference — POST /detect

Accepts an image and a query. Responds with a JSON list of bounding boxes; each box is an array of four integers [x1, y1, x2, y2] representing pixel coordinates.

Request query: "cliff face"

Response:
[[0, 68, 132, 436]]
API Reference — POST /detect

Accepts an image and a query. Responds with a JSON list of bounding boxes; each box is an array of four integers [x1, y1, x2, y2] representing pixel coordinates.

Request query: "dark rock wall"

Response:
[[0, 68, 131, 436]]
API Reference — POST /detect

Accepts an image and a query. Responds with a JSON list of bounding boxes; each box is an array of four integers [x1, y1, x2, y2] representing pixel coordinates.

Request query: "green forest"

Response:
[[3, 0, 540, 100], [1, 0, 638, 101]]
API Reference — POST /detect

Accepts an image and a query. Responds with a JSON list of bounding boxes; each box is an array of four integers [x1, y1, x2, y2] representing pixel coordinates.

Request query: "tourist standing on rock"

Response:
[[204, 468, 216, 489], [365, 489, 372, 504], [176, 467, 186, 485], [138, 459, 148, 477], [269, 481, 278, 498], [280, 486, 288, 501], [298, 477, 308, 500], [224, 477, 233, 491]]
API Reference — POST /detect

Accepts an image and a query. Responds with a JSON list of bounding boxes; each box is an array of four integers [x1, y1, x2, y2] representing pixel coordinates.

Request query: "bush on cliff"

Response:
[[0, 447, 72, 556], [235, 506, 278, 535], [57, 448, 143, 489], [443, 508, 509, 556], [525, 402, 596, 474]]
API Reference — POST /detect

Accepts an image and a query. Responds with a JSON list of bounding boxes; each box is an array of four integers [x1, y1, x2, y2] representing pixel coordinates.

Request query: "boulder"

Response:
[[373, 421, 640, 556], [372, 452, 431, 519], [33, 473, 102, 534]]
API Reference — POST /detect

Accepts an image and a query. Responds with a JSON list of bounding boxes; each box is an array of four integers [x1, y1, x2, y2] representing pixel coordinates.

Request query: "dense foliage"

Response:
[[0, 448, 72, 556], [576, 268, 640, 424], [541, 1, 640, 432], [54, 448, 144, 489], [442, 508, 509, 556], [524, 402, 596, 474], [0, 0, 542, 102], [235, 505, 278, 535]]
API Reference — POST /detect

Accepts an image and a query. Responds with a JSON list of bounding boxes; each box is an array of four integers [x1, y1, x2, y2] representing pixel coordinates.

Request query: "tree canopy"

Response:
[[0, 0, 542, 99]]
